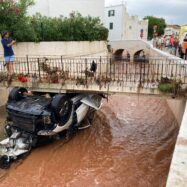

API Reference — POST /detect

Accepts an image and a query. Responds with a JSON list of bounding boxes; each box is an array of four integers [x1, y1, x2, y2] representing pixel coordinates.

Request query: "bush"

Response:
[[0, 0, 34, 38], [158, 83, 174, 93], [158, 77, 182, 94], [29, 13, 108, 42], [0, 1, 108, 42]]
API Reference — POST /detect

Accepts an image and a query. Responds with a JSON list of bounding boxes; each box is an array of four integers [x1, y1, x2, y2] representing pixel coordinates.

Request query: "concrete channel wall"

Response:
[[0, 41, 108, 58], [166, 101, 187, 187], [167, 99, 186, 125], [0, 88, 9, 106]]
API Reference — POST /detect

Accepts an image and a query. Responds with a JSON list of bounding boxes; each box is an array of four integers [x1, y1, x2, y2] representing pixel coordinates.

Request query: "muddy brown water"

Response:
[[0, 95, 179, 187]]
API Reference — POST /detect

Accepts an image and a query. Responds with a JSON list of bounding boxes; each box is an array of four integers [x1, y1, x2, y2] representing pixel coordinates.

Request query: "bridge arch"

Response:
[[109, 40, 151, 62], [113, 49, 130, 62], [134, 49, 149, 63]]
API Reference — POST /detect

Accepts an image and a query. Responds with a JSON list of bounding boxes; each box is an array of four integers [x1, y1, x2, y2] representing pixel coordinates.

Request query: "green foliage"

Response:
[[0, 0, 34, 38], [29, 12, 108, 42], [0, 1, 108, 42], [158, 77, 182, 94], [158, 83, 174, 93], [143, 16, 166, 39]]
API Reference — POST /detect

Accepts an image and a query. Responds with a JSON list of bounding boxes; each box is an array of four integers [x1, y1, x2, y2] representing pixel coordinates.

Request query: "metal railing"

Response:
[[0, 56, 187, 89]]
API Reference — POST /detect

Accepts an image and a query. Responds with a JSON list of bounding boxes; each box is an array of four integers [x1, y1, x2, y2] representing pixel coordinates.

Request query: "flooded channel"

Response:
[[0, 95, 179, 187]]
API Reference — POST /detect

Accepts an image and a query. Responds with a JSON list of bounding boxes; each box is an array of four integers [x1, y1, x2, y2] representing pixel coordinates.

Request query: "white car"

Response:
[[0, 87, 103, 169]]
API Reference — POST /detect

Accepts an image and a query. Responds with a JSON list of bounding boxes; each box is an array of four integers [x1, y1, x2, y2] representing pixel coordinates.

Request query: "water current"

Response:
[[0, 95, 179, 187]]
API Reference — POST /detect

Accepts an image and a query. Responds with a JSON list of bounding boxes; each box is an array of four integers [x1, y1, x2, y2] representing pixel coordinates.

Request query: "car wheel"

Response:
[[8, 87, 28, 101], [51, 94, 73, 126]]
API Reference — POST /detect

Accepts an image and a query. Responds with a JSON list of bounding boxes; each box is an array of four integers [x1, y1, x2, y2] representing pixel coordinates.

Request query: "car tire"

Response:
[[51, 94, 73, 126], [8, 87, 28, 101]]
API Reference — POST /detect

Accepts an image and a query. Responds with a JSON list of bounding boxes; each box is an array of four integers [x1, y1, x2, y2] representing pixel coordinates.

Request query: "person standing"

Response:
[[182, 34, 187, 60], [169, 35, 175, 54], [1, 32, 16, 74], [173, 37, 179, 56], [157, 36, 162, 49]]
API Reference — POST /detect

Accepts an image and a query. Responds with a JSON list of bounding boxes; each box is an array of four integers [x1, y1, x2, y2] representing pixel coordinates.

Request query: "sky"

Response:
[[105, 0, 187, 26]]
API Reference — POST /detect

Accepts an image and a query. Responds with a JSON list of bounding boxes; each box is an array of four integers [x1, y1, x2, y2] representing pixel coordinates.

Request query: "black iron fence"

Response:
[[0, 56, 187, 87]]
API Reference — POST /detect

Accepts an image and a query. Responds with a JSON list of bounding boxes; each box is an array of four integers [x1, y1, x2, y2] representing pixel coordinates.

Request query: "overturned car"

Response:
[[0, 87, 103, 169]]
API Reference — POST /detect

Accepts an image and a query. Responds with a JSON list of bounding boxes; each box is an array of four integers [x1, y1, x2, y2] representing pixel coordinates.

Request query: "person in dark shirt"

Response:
[[1, 32, 16, 74], [90, 60, 97, 73], [183, 34, 187, 42]]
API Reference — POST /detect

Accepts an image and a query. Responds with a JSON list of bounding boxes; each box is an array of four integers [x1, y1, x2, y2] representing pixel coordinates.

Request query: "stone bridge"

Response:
[[109, 40, 180, 62], [109, 40, 152, 62]]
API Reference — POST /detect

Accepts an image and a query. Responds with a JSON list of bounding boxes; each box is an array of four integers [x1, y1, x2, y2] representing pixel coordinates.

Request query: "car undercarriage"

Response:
[[0, 87, 103, 169]]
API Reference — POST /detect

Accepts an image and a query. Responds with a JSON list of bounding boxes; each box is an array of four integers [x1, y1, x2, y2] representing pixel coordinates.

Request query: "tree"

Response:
[[29, 12, 108, 42], [0, 1, 108, 42], [143, 16, 166, 39], [0, 0, 34, 39]]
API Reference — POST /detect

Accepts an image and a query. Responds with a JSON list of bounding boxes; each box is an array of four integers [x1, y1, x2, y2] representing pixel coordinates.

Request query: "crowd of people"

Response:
[[153, 34, 187, 59]]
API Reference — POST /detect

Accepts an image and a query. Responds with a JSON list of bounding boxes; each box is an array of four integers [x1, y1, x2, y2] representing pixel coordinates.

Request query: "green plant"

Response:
[[30, 12, 108, 42], [0, 2, 108, 42], [0, 0, 35, 39], [158, 77, 182, 94], [158, 83, 174, 93], [143, 16, 166, 39]]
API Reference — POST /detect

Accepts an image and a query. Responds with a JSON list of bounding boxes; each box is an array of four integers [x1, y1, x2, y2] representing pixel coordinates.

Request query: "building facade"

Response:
[[105, 4, 148, 41], [28, 0, 104, 22], [164, 25, 180, 37]]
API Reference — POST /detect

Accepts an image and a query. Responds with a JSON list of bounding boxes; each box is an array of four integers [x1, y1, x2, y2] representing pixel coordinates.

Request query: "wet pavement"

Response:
[[0, 95, 179, 187]]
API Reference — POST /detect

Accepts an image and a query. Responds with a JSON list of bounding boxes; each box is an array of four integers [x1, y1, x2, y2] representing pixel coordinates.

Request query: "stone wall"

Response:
[[0, 41, 108, 58]]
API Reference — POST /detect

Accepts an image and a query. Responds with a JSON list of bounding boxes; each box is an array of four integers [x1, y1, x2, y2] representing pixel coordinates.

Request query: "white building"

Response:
[[164, 25, 180, 37], [105, 4, 148, 41], [28, 0, 104, 22]]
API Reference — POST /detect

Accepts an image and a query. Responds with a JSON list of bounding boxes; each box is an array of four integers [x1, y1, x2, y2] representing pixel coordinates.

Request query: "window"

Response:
[[109, 22, 113, 30], [108, 10, 115, 17]]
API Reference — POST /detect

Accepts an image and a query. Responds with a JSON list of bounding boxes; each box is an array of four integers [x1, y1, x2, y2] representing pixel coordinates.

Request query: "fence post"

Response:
[[109, 57, 112, 80], [106, 58, 108, 81], [85, 58, 87, 86], [61, 55, 64, 71], [100, 56, 102, 77], [26, 55, 30, 75], [37, 58, 41, 79], [139, 61, 142, 87]]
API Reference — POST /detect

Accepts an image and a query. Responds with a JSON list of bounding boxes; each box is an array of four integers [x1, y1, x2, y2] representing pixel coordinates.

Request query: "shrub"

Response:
[[158, 83, 174, 93], [0, 1, 108, 42], [29, 13, 108, 42]]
